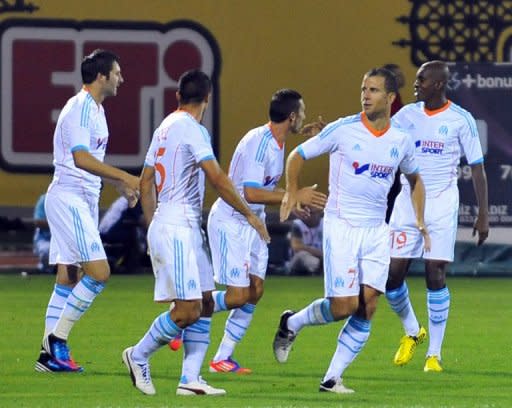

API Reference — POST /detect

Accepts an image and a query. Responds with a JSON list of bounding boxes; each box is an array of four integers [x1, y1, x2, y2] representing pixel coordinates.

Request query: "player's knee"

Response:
[[201, 292, 214, 317], [225, 287, 250, 309], [425, 261, 447, 290], [330, 297, 358, 320], [249, 281, 264, 304], [172, 301, 202, 327]]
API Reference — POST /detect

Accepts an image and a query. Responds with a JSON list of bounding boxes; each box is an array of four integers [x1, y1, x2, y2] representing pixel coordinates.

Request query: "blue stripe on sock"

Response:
[[81, 275, 105, 294], [320, 299, 334, 322], [240, 303, 256, 313]]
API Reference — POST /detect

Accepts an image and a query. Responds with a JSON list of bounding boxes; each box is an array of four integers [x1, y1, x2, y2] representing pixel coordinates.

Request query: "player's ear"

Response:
[[387, 91, 396, 105]]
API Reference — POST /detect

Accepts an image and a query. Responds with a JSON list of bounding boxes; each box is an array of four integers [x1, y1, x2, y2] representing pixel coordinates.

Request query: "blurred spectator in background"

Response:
[[383, 63, 405, 115], [99, 196, 146, 273], [286, 207, 323, 276], [33, 193, 54, 274], [383, 63, 406, 223]]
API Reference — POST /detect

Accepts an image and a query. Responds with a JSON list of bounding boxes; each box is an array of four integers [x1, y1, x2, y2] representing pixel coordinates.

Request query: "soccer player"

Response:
[[122, 70, 270, 396], [273, 68, 430, 394], [206, 89, 327, 374], [35, 49, 140, 373], [385, 61, 489, 372]]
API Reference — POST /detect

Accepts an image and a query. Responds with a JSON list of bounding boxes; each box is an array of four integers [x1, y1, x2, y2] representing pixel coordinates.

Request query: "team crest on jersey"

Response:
[[390, 147, 399, 158], [352, 144, 362, 151], [91, 242, 101, 252], [415, 140, 445, 154], [188, 279, 197, 290], [352, 161, 394, 179], [230, 268, 241, 278], [334, 277, 344, 288], [438, 125, 449, 136]]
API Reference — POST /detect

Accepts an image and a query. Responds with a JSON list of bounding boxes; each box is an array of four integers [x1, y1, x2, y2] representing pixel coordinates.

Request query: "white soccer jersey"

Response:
[[392, 100, 483, 196], [48, 89, 108, 199], [213, 123, 284, 221], [144, 110, 214, 226], [298, 112, 418, 227]]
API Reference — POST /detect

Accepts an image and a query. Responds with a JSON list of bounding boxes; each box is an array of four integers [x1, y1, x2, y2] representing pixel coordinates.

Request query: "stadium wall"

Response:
[[0, 0, 414, 209]]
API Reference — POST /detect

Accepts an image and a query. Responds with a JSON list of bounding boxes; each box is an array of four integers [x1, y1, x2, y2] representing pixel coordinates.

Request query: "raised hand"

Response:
[[296, 184, 327, 210], [301, 116, 326, 138]]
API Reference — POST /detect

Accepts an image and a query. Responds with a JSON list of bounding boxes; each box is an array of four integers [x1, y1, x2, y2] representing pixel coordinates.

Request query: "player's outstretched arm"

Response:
[[301, 116, 326, 138], [280, 149, 305, 222], [73, 150, 140, 206], [296, 184, 327, 211], [404, 172, 431, 252], [470, 163, 489, 246], [139, 166, 157, 228], [201, 159, 270, 243]]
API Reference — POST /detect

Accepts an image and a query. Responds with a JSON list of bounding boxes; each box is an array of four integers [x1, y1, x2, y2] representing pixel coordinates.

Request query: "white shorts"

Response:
[[323, 215, 390, 297], [45, 190, 106, 265], [207, 209, 268, 287], [147, 220, 215, 302], [390, 186, 458, 262]]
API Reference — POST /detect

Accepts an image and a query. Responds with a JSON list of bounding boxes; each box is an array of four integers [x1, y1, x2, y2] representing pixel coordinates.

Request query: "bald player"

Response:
[[385, 61, 489, 372]]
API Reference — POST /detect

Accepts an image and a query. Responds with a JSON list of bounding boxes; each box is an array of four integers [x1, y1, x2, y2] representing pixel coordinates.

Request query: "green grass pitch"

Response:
[[0, 274, 510, 408]]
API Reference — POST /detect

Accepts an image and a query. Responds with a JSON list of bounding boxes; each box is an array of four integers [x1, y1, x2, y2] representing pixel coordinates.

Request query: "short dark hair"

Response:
[[81, 49, 120, 84], [269, 89, 302, 122], [178, 70, 211, 104], [365, 67, 398, 94]]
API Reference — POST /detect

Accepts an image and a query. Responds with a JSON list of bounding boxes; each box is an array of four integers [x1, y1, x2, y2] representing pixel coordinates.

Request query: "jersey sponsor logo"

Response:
[[415, 140, 445, 154], [263, 175, 280, 187], [0, 19, 220, 172], [352, 161, 394, 179], [96, 137, 108, 151]]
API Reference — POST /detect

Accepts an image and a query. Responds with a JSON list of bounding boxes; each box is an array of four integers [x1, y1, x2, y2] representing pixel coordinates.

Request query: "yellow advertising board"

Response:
[[0, 0, 418, 210]]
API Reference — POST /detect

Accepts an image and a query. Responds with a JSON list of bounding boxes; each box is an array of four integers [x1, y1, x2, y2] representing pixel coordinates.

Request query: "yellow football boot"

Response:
[[424, 355, 443, 372], [393, 326, 427, 366]]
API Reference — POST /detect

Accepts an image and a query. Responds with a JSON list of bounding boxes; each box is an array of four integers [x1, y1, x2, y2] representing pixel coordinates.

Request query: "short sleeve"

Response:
[[399, 133, 419, 175], [189, 124, 215, 163], [298, 119, 343, 160], [458, 113, 484, 165], [64, 103, 92, 153]]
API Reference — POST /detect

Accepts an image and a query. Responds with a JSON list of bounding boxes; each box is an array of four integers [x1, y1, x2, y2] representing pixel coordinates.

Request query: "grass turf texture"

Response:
[[0, 274, 510, 408]]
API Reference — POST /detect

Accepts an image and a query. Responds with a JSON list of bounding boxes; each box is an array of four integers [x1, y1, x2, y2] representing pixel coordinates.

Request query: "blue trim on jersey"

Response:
[[297, 146, 306, 159], [469, 157, 484, 165], [449, 103, 478, 137], [173, 239, 184, 298], [318, 115, 359, 140], [325, 238, 333, 294], [143, 162, 154, 168], [405, 166, 420, 174], [220, 231, 228, 284], [255, 129, 272, 163], [243, 181, 263, 188], [199, 154, 215, 162], [70, 206, 89, 261], [80, 93, 93, 128], [71, 145, 89, 152]]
